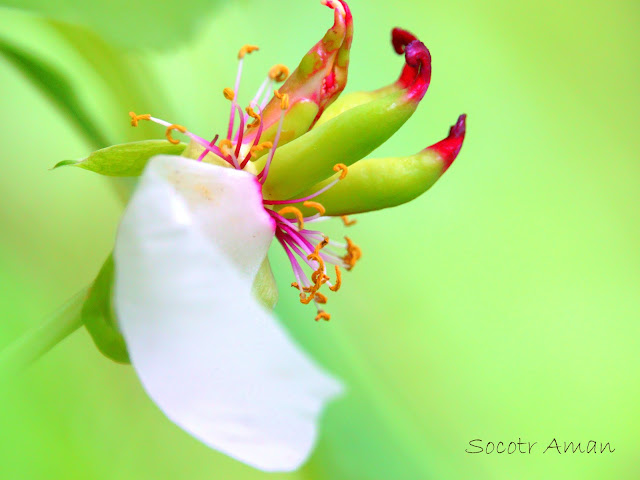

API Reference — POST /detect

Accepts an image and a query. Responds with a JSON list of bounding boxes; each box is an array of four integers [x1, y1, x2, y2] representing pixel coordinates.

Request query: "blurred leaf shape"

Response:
[[0, 0, 235, 50], [53, 140, 186, 176], [0, 37, 109, 147], [82, 255, 130, 364]]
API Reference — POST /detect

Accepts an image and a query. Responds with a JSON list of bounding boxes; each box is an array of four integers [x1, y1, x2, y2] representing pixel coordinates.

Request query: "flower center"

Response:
[[129, 44, 361, 321]]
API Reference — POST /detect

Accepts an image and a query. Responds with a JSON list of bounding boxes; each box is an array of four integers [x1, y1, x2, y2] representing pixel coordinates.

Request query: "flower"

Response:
[[68, 0, 466, 473]]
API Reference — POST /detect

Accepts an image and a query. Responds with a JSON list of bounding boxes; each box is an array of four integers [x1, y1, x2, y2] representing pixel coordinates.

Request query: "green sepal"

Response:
[[314, 86, 400, 127], [252, 257, 279, 310], [82, 254, 130, 364], [296, 150, 445, 216], [53, 140, 186, 176], [262, 90, 416, 201], [249, 101, 320, 162]]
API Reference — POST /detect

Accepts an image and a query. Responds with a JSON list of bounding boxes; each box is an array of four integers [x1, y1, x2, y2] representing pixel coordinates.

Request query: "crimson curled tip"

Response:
[[322, 0, 352, 20], [450, 114, 467, 138], [428, 114, 467, 172], [402, 40, 432, 101], [392, 28, 418, 54]]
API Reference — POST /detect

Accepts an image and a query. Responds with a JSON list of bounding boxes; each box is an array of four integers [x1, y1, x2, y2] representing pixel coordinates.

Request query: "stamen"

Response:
[[223, 88, 235, 101], [303, 201, 326, 216], [277, 233, 310, 295], [260, 83, 275, 110], [269, 64, 290, 82], [341, 215, 357, 226], [315, 311, 331, 322], [232, 103, 246, 158], [246, 106, 261, 129], [343, 236, 362, 270], [314, 292, 328, 304], [129, 111, 150, 127], [197, 135, 219, 162], [274, 89, 290, 110], [278, 206, 305, 230], [250, 141, 273, 155], [238, 44, 259, 59], [313, 236, 330, 254], [249, 77, 271, 110], [329, 266, 342, 292], [300, 292, 316, 305], [240, 103, 266, 167], [166, 124, 187, 144], [227, 46, 258, 141], [258, 107, 286, 183], [334, 163, 348, 179], [219, 139, 234, 155]]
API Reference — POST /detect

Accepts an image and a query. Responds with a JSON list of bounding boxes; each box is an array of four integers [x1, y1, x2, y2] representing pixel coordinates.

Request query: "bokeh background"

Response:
[[0, 0, 638, 479]]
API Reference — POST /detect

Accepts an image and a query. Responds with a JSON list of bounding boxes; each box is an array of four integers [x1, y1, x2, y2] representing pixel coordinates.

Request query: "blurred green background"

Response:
[[0, 0, 638, 479]]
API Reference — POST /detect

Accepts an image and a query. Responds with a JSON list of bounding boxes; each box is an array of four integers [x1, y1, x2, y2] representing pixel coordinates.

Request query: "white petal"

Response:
[[114, 155, 343, 472]]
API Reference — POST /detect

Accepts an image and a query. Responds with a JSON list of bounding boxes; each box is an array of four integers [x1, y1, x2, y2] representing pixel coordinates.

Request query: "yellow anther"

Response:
[[269, 64, 290, 82], [219, 139, 234, 155], [303, 201, 326, 216], [238, 44, 259, 59], [165, 124, 187, 144], [281, 94, 290, 110], [129, 111, 151, 127], [273, 90, 290, 110], [341, 215, 357, 226], [315, 311, 331, 322], [223, 88, 235, 101], [333, 163, 348, 179], [300, 292, 316, 305], [245, 106, 261, 129], [313, 237, 329, 255], [314, 292, 328, 304], [329, 266, 342, 292], [250, 141, 273, 155], [311, 271, 329, 286], [343, 236, 362, 271], [278, 206, 305, 230]]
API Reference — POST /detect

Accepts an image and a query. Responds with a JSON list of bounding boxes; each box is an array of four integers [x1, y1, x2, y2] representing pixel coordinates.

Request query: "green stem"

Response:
[[0, 289, 88, 378]]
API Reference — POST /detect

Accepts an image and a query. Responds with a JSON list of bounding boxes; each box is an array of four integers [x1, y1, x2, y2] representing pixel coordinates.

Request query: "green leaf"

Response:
[[0, 0, 235, 50], [0, 36, 109, 148], [55, 140, 186, 177], [82, 255, 130, 364]]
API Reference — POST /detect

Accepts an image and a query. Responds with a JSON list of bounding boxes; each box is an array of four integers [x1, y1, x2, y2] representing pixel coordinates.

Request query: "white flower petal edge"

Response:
[[114, 155, 344, 472]]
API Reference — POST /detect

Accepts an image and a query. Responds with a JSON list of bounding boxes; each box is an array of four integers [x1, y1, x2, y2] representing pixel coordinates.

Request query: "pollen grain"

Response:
[[129, 111, 150, 127], [250, 141, 273, 155], [333, 163, 348, 179], [329, 266, 342, 292], [219, 139, 234, 155], [238, 44, 259, 59], [278, 206, 305, 230], [303, 201, 326, 216], [341, 215, 357, 226], [165, 124, 187, 144], [269, 64, 290, 82], [246, 106, 261, 129], [343, 236, 362, 270], [315, 311, 331, 322], [223, 88, 235, 101]]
